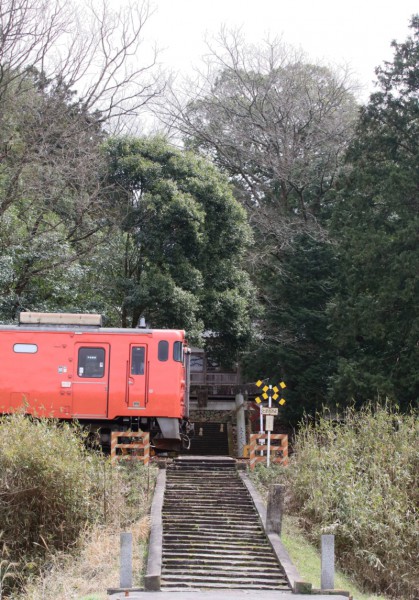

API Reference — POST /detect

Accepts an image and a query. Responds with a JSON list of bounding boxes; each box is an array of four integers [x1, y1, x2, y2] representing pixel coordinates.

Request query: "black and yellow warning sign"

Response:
[[255, 380, 286, 406]]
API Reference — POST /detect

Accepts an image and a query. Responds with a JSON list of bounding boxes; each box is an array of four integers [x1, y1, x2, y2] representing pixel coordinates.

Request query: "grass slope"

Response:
[[282, 516, 387, 600]]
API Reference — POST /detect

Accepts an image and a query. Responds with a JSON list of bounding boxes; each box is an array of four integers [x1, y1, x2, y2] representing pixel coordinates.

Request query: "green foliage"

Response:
[[244, 234, 339, 421], [329, 17, 419, 408], [0, 69, 109, 321], [103, 136, 255, 362], [285, 405, 418, 598], [0, 415, 105, 580]]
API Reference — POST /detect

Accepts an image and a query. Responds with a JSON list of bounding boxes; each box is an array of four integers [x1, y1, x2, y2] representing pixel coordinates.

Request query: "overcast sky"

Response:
[[145, 0, 418, 101]]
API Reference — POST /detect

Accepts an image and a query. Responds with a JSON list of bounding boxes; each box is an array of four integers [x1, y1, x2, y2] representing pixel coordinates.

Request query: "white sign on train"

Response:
[[261, 407, 278, 416]]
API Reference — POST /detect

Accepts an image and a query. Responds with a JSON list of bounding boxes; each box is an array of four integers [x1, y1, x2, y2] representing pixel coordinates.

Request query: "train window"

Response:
[[131, 347, 145, 375], [78, 347, 105, 378], [13, 343, 38, 353], [173, 341, 183, 362], [158, 340, 169, 361], [190, 355, 204, 372]]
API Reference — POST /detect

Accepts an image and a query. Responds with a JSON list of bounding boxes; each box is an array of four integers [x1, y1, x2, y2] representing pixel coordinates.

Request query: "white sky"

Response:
[[145, 0, 418, 100]]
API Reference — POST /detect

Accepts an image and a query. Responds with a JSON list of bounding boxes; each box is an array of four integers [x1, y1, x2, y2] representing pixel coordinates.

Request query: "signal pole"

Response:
[[267, 384, 272, 467]]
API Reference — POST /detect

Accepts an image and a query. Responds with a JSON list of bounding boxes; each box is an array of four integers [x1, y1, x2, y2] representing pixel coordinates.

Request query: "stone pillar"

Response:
[[321, 534, 335, 590], [120, 532, 133, 589], [235, 392, 246, 457], [266, 484, 285, 536]]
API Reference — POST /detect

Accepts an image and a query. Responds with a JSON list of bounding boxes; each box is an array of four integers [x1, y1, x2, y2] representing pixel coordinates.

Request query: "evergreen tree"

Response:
[[329, 17, 419, 409], [244, 234, 338, 421], [103, 136, 255, 363]]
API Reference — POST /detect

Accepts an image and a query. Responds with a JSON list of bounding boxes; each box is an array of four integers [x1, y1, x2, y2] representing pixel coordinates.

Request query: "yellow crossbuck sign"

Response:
[[255, 379, 286, 406], [254, 379, 287, 468]]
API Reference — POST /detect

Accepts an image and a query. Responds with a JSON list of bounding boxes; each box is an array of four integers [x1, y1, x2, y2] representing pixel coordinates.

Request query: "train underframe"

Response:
[[82, 416, 192, 453]]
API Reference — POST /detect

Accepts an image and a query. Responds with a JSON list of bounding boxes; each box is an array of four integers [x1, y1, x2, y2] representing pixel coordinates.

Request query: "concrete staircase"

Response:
[[161, 456, 291, 591]]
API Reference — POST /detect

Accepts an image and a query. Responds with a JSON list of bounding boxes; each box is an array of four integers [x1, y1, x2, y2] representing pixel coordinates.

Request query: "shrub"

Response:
[[0, 414, 106, 579], [284, 404, 418, 599], [0, 414, 157, 598]]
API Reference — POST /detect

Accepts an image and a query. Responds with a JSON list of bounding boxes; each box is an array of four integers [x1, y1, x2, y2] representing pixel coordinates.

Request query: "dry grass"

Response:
[[0, 414, 157, 599], [18, 518, 150, 600]]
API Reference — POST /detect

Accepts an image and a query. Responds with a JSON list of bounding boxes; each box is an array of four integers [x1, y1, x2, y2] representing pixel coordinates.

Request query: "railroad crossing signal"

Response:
[[254, 378, 287, 468], [255, 380, 286, 406]]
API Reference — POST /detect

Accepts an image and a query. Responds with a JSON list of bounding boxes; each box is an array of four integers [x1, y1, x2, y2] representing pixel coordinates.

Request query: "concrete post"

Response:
[[321, 534, 335, 590], [235, 392, 246, 457], [266, 484, 285, 536], [120, 532, 133, 589]]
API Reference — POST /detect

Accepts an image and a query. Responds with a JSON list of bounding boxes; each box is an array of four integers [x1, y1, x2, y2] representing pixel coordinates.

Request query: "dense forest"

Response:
[[0, 0, 417, 422]]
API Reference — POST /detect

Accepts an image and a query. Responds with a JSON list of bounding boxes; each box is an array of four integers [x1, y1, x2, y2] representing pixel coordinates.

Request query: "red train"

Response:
[[0, 312, 190, 450]]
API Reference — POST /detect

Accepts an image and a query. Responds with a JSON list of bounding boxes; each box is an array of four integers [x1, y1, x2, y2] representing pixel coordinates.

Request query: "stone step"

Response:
[[160, 574, 289, 586], [167, 472, 239, 476], [163, 521, 262, 529], [163, 529, 265, 547], [164, 496, 250, 502], [164, 495, 250, 502], [162, 563, 283, 573], [164, 530, 264, 539], [163, 544, 272, 554], [163, 526, 263, 534], [165, 489, 244, 495], [163, 512, 256, 519], [163, 498, 253, 505], [170, 466, 237, 471], [173, 458, 236, 468], [161, 459, 291, 592], [163, 520, 263, 536], [165, 482, 241, 488], [168, 474, 239, 477], [160, 583, 290, 591], [161, 571, 287, 581], [165, 489, 247, 494], [162, 515, 261, 524], [163, 513, 257, 520], [162, 535, 271, 545], [163, 539, 272, 548], [163, 504, 255, 518], [163, 555, 280, 565]]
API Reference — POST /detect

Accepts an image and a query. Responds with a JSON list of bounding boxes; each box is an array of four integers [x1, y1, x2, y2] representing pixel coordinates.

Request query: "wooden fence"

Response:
[[110, 430, 150, 465], [249, 433, 288, 470]]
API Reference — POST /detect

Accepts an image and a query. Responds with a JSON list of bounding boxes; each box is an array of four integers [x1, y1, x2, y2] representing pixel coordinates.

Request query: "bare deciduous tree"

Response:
[[0, 0, 164, 318], [160, 31, 358, 229], [0, 0, 163, 120]]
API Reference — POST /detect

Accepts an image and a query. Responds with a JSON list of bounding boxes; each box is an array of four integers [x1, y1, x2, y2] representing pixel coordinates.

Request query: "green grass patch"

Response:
[[282, 516, 387, 600]]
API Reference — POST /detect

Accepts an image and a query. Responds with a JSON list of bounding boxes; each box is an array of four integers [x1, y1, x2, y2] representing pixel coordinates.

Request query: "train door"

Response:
[[72, 343, 110, 417], [127, 344, 147, 408]]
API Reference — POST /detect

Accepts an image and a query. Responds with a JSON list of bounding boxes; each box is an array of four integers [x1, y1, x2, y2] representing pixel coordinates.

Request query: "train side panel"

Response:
[[0, 328, 187, 422], [0, 331, 74, 417]]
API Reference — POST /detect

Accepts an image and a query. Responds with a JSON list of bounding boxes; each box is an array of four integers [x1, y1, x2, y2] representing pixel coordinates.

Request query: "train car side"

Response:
[[0, 325, 188, 446]]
